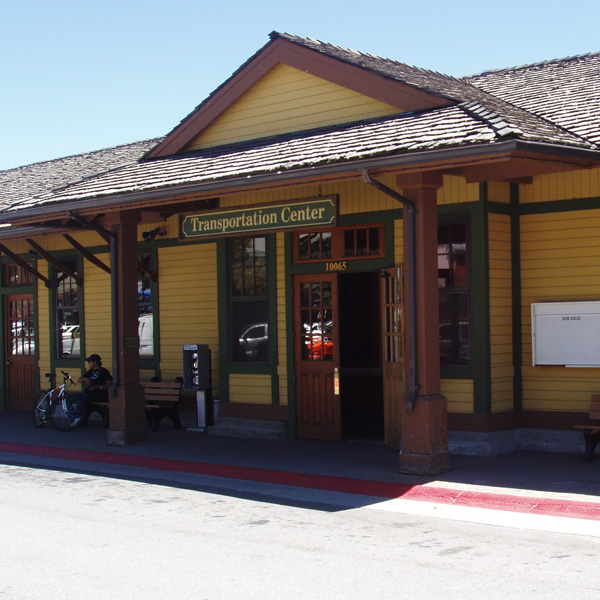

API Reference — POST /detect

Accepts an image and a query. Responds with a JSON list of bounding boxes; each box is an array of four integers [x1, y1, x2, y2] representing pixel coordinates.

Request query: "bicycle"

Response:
[[32, 371, 85, 431]]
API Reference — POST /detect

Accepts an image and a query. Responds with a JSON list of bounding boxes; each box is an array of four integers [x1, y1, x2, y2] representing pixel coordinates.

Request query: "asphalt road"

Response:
[[1, 462, 599, 599]]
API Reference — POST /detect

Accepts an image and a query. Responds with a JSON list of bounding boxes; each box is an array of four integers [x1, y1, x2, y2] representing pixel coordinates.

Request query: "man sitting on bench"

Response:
[[75, 353, 113, 425]]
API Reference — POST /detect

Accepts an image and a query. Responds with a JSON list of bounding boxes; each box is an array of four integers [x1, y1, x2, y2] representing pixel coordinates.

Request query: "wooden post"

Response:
[[106, 210, 147, 446], [397, 173, 450, 474]]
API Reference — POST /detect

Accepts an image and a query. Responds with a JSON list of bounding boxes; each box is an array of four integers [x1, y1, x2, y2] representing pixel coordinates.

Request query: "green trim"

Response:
[[50, 253, 86, 371], [471, 195, 492, 413], [217, 234, 279, 405], [139, 243, 161, 376], [438, 194, 491, 414], [285, 233, 296, 438], [216, 240, 229, 402], [338, 208, 403, 225], [519, 195, 600, 215], [487, 201, 512, 215], [510, 183, 523, 411], [267, 235, 279, 405]]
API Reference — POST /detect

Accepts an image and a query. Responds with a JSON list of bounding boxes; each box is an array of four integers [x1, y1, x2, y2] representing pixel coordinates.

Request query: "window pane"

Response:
[[439, 292, 469, 366], [356, 228, 368, 255], [229, 236, 269, 363], [344, 230, 355, 256], [298, 233, 309, 260], [310, 233, 321, 259], [369, 227, 380, 255], [138, 252, 154, 357], [231, 300, 269, 362], [56, 260, 80, 359], [321, 232, 332, 258], [59, 310, 80, 358]]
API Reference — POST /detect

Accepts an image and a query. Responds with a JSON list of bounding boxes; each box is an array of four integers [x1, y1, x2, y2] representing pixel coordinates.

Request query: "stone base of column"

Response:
[[399, 394, 450, 475], [107, 427, 148, 447]]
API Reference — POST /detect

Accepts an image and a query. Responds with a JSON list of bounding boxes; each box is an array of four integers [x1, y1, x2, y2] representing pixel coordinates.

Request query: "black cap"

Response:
[[85, 354, 101, 363]]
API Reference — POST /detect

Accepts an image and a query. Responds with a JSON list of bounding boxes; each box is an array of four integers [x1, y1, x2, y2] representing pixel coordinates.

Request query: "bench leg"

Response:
[[80, 404, 109, 428], [583, 432, 599, 463], [145, 407, 182, 432]]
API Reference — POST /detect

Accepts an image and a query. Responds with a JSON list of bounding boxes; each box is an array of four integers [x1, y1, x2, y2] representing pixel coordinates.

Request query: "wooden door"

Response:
[[6, 294, 36, 411], [380, 267, 405, 448], [294, 274, 341, 441]]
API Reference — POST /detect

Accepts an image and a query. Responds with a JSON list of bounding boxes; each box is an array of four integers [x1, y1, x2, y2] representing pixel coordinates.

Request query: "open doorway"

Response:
[[338, 272, 383, 440]]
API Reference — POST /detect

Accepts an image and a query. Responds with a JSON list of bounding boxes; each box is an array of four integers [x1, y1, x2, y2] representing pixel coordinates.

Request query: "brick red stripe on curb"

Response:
[[2, 441, 600, 521]]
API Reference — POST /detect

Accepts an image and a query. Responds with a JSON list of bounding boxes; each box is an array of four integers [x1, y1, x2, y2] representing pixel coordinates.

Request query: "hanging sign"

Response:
[[180, 197, 336, 239]]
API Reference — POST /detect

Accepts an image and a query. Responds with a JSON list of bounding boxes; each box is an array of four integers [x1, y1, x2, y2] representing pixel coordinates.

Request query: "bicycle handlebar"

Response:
[[60, 370, 74, 383]]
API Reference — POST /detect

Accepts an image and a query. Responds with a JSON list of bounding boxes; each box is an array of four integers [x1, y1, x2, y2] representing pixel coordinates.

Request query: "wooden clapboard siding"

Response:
[[394, 219, 404, 265], [442, 378, 474, 413], [36, 263, 51, 383], [436, 175, 480, 205], [276, 232, 288, 406], [488, 213, 514, 413], [520, 208, 600, 411], [81, 256, 113, 362], [221, 176, 400, 215], [520, 167, 600, 204], [487, 181, 511, 204], [184, 64, 402, 152], [158, 243, 219, 384], [522, 367, 600, 412], [520, 210, 600, 306], [229, 373, 272, 404]]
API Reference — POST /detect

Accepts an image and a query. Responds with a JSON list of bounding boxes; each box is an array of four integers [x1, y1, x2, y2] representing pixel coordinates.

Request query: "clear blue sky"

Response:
[[2, 0, 599, 171]]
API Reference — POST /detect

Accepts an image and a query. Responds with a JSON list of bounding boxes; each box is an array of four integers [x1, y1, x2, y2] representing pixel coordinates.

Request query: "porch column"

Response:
[[398, 173, 450, 474], [106, 209, 147, 446]]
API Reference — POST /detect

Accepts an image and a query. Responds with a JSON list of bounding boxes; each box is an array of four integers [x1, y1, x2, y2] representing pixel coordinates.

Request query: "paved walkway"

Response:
[[1, 411, 599, 535]]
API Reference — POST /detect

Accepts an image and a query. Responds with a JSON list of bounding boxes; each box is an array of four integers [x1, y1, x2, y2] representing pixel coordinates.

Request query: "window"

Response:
[[294, 224, 384, 262], [229, 237, 269, 362], [55, 258, 80, 359], [343, 226, 381, 257], [298, 231, 332, 260], [438, 220, 470, 366], [5, 263, 33, 286], [138, 251, 154, 357]]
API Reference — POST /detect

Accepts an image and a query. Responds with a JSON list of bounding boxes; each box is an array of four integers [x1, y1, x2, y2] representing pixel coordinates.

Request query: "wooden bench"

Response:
[[142, 380, 183, 432], [573, 395, 600, 463], [84, 379, 183, 432]]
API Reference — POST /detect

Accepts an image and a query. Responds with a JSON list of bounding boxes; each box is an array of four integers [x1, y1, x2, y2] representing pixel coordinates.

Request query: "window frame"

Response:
[[228, 235, 271, 365], [292, 223, 385, 263], [438, 216, 471, 368], [53, 256, 82, 361]]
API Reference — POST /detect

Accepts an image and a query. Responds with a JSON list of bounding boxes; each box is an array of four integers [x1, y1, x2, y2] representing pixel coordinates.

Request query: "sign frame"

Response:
[[179, 196, 338, 240]]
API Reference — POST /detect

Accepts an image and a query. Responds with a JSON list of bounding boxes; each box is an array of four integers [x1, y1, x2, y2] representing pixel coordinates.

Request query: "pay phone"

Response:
[[183, 344, 212, 430]]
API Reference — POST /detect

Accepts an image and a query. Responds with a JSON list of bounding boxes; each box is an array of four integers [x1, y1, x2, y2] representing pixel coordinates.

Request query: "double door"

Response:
[[293, 269, 404, 445]]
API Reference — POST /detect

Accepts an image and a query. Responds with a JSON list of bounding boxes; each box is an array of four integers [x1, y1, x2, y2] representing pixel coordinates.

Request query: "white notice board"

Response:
[[531, 302, 600, 367]]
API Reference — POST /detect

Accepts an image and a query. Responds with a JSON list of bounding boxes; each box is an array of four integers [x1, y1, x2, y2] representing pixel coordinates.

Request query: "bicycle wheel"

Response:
[[32, 391, 50, 428], [50, 396, 85, 431]]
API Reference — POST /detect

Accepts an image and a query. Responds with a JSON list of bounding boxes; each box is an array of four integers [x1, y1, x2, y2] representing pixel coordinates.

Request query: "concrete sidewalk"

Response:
[[1, 411, 599, 530]]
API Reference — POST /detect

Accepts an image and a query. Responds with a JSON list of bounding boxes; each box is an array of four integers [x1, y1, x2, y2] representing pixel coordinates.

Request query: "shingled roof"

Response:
[[0, 138, 162, 209], [2, 34, 600, 219], [466, 52, 600, 146]]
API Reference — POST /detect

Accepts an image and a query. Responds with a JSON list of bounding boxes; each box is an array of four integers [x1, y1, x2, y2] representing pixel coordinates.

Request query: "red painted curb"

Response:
[[2, 441, 599, 520]]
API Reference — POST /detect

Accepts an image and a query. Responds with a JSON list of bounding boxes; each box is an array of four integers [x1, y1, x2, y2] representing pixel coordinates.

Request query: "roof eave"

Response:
[[3, 140, 600, 226]]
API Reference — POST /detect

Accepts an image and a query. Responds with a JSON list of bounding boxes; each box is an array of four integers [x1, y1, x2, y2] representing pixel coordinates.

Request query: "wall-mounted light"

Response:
[[142, 227, 166, 244]]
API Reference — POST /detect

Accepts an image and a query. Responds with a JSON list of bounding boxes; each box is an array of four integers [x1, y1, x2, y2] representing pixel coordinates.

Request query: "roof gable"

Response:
[[145, 33, 454, 159], [181, 63, 404, 152]]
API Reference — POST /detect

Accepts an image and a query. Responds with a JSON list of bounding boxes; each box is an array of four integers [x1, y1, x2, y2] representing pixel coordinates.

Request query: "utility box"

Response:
[[531, 302, 600, 367], [183, 344, 213, 430]]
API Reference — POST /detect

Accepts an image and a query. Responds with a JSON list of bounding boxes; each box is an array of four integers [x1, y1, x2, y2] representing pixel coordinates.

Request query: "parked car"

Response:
[[238, 323, 268, 360]]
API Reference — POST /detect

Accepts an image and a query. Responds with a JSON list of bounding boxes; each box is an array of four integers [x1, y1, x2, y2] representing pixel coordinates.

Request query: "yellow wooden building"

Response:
[[1, 32, 600, 471]]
